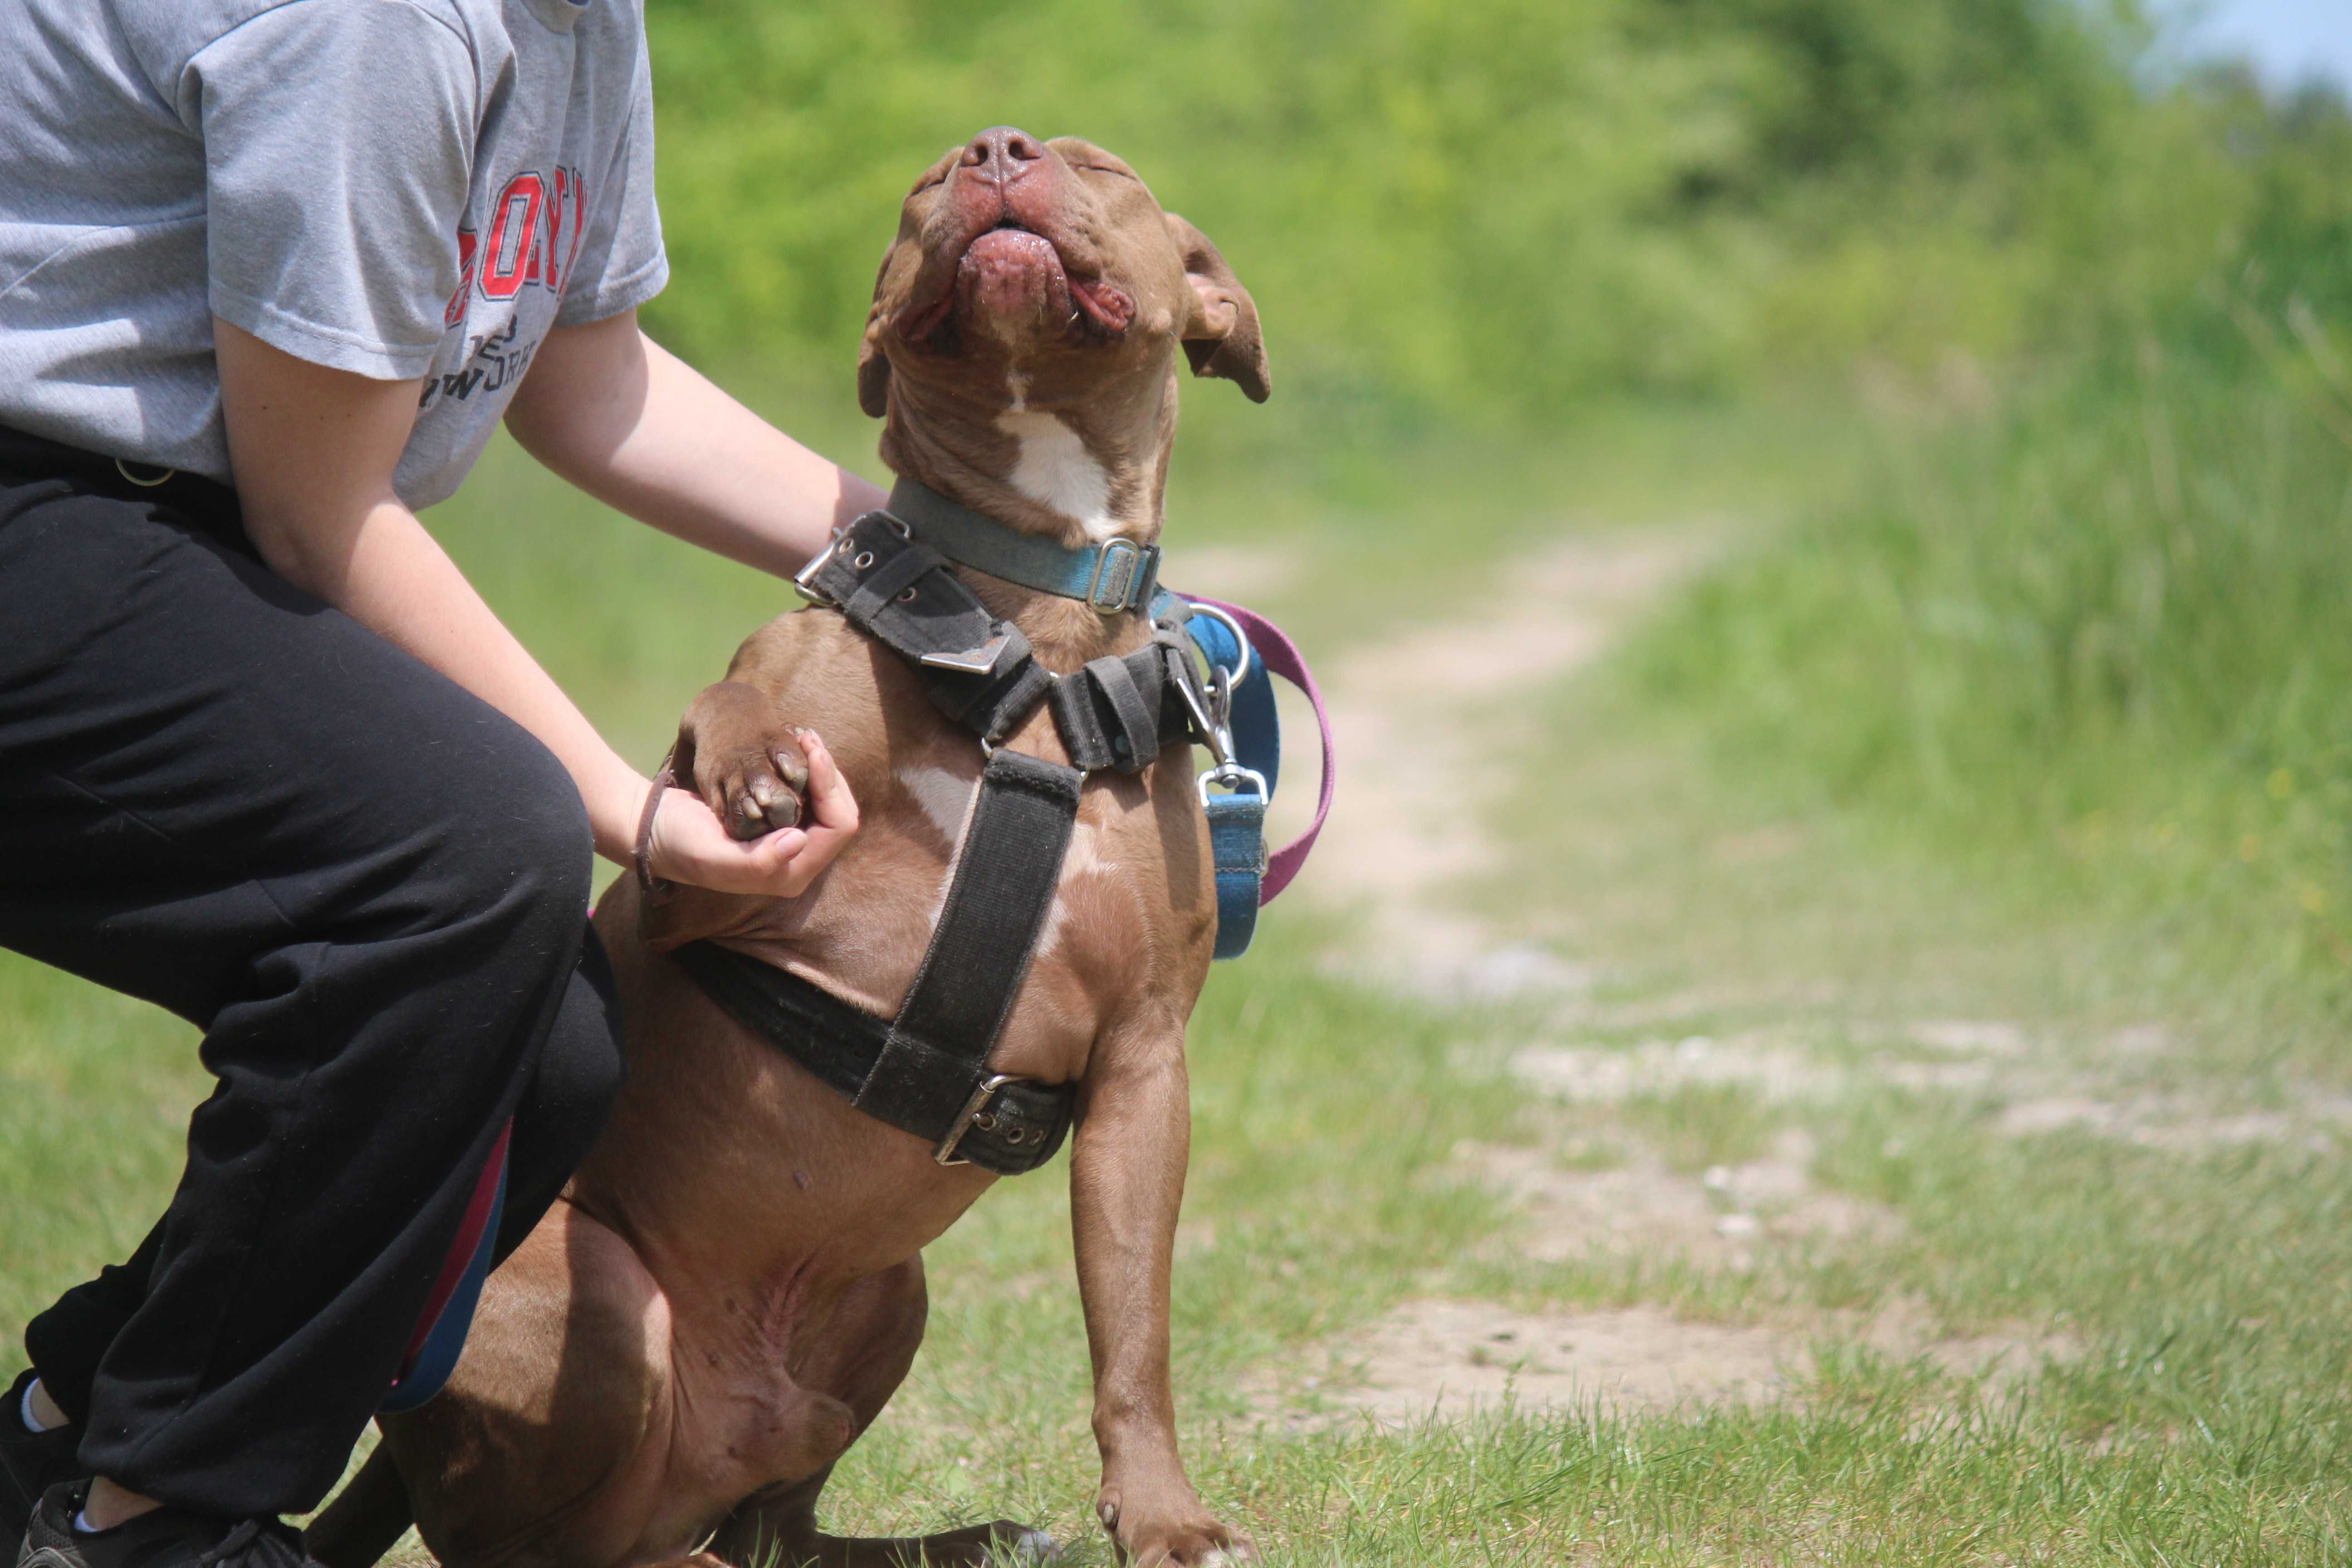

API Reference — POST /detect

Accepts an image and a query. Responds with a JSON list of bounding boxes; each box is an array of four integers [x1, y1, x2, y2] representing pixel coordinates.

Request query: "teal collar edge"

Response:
[[885, 478, 1162, 615]]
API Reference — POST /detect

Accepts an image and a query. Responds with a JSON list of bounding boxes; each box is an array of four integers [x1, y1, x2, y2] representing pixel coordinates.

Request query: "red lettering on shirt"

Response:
[[480, 173, 546, 300], [451, 168, 590, 324], [444, 228, 479, 327]]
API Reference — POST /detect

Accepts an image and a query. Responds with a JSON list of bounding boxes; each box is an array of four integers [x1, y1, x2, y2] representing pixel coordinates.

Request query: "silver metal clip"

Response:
[[935, 1073, 1019, 1165], [1197, 761, 1269, 808], [1205, 664, 1240, 766], [1172, 661, 1224, 764]]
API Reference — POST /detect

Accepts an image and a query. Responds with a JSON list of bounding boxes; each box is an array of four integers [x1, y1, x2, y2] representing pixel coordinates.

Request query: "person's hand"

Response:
[[642, 729, 859, 897]]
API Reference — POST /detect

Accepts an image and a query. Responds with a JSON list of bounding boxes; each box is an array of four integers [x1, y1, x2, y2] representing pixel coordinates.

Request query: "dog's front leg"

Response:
[[1071, 1022, 1255, 1566], [676, 679, 810, 840]]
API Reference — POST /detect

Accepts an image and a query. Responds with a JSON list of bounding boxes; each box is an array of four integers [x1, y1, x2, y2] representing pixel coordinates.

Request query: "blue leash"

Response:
[[1166, 596, 1282, 959]]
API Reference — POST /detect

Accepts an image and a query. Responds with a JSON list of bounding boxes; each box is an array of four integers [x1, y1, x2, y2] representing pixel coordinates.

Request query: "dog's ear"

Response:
[[856, 244, 899, 418], [1165, 213, 1269, 403], [856, 333, 892, 419], [856, 303, 892, 418]]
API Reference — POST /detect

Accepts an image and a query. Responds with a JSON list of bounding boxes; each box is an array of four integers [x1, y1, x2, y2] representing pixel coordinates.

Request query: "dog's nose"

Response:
[[961, 126, 1044, 186]]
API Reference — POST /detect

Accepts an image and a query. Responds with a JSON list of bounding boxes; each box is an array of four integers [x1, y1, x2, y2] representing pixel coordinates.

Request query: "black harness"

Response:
[[666, 492, 1225, 1176]]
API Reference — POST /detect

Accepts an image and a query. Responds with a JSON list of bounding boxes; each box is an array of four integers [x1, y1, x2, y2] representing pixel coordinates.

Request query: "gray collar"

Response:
[[885, 479, 1162, 616]]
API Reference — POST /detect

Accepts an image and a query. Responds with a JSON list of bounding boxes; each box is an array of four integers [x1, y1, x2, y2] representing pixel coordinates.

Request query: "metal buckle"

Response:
[[793, 512, 913, 608], [791, 528, 850, 606], [934, 1073, 1019, 1165], [918, 634, 1010, 676], [1084, 539, 1151, 615]]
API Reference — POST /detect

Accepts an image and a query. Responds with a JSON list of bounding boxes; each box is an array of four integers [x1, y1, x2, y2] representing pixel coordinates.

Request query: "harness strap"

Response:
[[808, 511, 1210, 775], [806, 514, 1052, 745], [672, 747, 1083, 1177], [862, 749, 1080, 1131], [672, 944, 1074, 1176], [661, 490, 1342, 1175], [1047, 636, 1198, 774]]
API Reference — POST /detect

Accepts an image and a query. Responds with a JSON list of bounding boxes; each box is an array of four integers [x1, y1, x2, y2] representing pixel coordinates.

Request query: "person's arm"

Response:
[[503, 309, 885, 577], [215, 317, 857, 895]]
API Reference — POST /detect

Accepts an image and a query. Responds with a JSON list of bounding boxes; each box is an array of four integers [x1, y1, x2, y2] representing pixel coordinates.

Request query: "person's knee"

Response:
[[504, 774, 597, 930], [447, 732, 596, 948]]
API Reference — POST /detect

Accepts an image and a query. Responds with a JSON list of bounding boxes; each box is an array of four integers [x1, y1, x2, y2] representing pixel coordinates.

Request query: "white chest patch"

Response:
[[895, 764, 977, 850], [1033, 821, 1109, 959], [1000, 410, 1120, 541]]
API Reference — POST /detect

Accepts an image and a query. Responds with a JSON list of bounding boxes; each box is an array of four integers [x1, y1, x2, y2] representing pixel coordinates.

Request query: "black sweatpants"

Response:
[[0, 432, 624, 1519]]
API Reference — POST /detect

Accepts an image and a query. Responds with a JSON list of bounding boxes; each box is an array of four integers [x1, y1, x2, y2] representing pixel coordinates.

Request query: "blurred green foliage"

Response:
[[1632, 341, 2352, 993], [641, 0, 2339, 414], [639, 0, 2352, 1009]]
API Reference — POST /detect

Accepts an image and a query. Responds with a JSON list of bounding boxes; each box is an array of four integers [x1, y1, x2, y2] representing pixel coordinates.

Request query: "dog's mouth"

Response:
[[896, 217, 1135, 348]]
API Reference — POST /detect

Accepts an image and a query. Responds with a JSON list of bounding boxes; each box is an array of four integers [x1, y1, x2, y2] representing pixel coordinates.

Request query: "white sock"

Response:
[[74, 1507, 100, 1534], [20, 1378, 58, 1434]]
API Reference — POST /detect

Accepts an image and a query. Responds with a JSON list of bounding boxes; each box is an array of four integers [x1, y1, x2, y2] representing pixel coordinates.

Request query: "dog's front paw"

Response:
[[1097, 1484, 1257, 1567], [675, 681, 810, 841]]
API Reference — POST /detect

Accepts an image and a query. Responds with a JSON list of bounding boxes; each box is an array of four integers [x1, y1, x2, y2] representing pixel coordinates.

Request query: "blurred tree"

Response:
[[637, 0, 2345, 418]]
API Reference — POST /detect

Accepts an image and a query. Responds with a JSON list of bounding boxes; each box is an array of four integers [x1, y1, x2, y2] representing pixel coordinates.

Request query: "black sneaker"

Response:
[[0, 1375, 81, 1554], [15, 1484, 314, 1568]]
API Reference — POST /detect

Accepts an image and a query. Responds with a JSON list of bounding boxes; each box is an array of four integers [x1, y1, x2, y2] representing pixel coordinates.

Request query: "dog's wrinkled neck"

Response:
[[875, 363, 1181, 671], [877, 363, 1177, 552]]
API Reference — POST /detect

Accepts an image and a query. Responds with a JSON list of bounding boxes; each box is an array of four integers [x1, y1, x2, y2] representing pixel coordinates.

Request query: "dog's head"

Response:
[[858, 128, 1269, 421]]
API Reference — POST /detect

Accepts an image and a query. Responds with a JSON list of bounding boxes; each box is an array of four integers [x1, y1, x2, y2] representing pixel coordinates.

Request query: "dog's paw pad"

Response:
[[722, 764, 804, 841]]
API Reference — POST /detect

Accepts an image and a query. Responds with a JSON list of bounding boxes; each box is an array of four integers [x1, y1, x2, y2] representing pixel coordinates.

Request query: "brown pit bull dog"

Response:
[[307, 127, 1271, 1568]]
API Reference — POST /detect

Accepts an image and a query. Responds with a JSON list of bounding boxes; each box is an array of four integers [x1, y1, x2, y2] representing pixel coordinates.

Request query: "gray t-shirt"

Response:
[[0, 0, 668, 508]]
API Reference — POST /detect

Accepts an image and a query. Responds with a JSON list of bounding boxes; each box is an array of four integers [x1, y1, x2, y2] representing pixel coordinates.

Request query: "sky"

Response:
[[2158, 0, 2352, 93]]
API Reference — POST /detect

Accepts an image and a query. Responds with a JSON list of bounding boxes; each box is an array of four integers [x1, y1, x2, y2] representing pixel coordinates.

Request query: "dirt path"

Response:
[[1211, 525, 2098, 1426], [1272, 531, 1709, 997]]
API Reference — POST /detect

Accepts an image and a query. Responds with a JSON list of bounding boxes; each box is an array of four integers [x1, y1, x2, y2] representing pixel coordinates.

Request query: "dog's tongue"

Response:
[[956, 229, 1072, 325]]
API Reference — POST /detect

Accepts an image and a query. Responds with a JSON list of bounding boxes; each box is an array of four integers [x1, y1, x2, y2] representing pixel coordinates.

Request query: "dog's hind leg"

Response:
[[710, 1469, 1057, 1568], [379, 1200, 681, 1568], [705, 1260, 1058, 1568]]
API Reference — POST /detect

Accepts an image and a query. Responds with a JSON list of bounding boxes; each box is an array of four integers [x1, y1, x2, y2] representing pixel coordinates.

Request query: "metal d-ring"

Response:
[[115, 457, 175, 488], [1186, 603, 1254, 691]]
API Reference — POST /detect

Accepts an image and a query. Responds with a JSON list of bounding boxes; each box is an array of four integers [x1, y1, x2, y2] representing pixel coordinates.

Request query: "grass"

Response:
[[7, 372, 2352, 1563], [1617, 335, 2352, 1058]]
